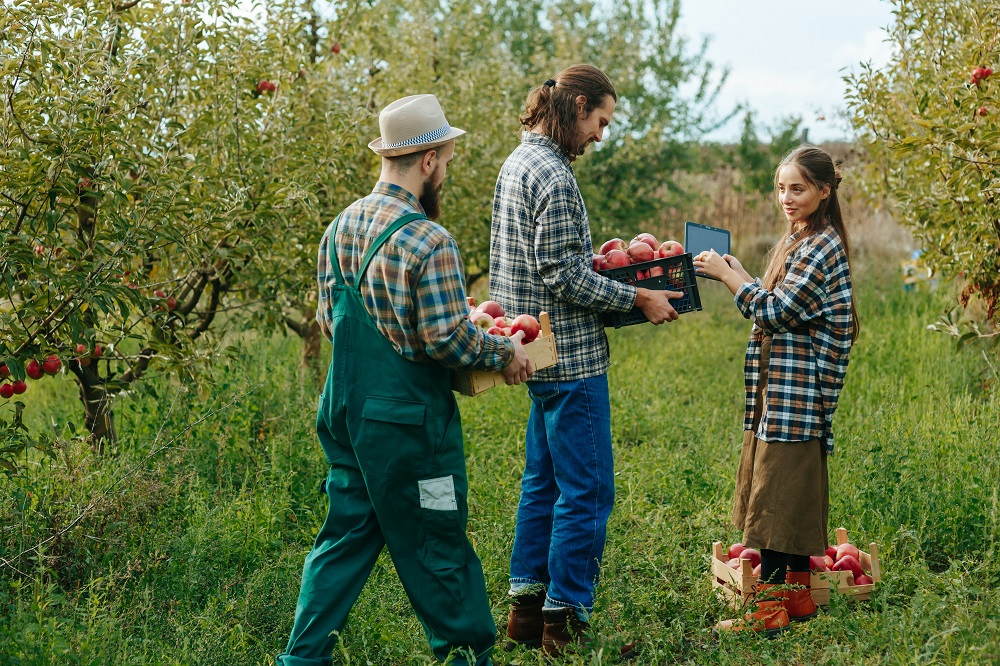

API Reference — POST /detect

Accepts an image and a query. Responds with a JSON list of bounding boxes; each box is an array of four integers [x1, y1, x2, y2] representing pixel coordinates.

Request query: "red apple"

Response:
[[725, 557, 740, 570], [979, 106, 988, 116], [511, 314, 541, 343], [627, 241, 654, 263], [825, 545, 837, 560], [752, 563, 762, 577], [632, 232, 658, 251], [166, 297, 177, 311], [470, 311, 495, 330], [26, 360, 44, 380], [92, 345, 103, 359], [0, 383, 14, 399], [599, 238, 627, 255], [42, 355, 61, 375], [331, 42, 342, 54], [154, 289, 166, 298], [602, 249, 629, 269], [822, 555, 835, 569], [648, 266, 664, 277], [11, 380, 27, 395], [592, 254, 605, 271], [657, 240, 684, 258], [809, 555, 827, 572], [493, 316, 506, 327], [739, 548, 761, 568], [75, 343, 87, 355], [855, 573, 873, 586], [727, 542, 745, 560], [832, 554, 862, 579], [0, 363, 9, 379], [475, 300, 505, 319], [836, 542, 860, 562], [486, 326, 505, 336]]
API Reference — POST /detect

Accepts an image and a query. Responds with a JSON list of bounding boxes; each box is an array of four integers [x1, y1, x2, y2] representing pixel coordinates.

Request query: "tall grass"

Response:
[[3, 260, 999, 664]]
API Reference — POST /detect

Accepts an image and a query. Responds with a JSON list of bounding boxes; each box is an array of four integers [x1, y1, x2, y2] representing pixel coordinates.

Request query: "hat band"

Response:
[[383, 124, 452, 150]]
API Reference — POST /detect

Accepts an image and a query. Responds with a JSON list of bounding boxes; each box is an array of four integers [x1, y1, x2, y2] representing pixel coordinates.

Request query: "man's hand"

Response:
[[634, 287, 682, 324], [501, 330, 534, 385]]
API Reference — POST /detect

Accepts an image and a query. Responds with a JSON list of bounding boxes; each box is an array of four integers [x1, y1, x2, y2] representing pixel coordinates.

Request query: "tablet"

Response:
[[684, 221, 731, 280]]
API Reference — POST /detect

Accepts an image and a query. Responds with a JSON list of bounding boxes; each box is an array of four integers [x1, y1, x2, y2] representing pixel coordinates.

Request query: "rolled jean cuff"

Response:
[[543, 595, 591, 622], [509, 578, 546, 596]]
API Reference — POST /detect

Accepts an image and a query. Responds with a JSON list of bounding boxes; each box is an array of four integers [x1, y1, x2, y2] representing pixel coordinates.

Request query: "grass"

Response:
[[2, 266, 999, 665]]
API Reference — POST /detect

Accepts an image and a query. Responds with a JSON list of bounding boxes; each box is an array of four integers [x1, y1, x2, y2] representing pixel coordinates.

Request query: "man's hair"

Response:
[[519, 64, 616, 159], [385, 147, 433, 176]]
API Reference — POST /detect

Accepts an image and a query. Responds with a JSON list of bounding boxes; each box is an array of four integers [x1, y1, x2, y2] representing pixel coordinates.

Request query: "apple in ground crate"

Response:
[[855, 573, 874, 586], [832, 554, 863, 579], [809, 555, 830, 572], [727, 543, 745, 560], [836, 542, 861, 562], [739, 548, 761, 568]]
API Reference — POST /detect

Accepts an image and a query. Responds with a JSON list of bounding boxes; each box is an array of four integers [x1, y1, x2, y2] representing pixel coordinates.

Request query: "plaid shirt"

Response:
[[316, 182, 514, 371], [735, 227, 854, 454], [490, 132, 636, 381]]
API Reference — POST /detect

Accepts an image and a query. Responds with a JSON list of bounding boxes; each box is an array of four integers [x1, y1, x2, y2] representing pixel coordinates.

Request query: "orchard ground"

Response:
[[3, 257, 998, 665]]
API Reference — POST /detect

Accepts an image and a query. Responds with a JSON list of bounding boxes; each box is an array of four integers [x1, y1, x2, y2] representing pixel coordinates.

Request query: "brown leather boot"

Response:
[[541, 607, 638, 660], [504, 590, 545, 651], [714, 583, 790, 638], [783, 570, 818, 621]]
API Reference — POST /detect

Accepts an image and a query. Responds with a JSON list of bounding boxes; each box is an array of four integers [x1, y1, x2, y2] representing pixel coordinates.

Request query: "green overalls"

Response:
[[277, 213, 496, 666]]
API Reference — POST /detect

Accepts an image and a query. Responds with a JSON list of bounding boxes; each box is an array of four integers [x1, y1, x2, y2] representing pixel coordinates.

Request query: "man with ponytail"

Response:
[[694, 145, 858, 636], [489, 64, 680, 658]]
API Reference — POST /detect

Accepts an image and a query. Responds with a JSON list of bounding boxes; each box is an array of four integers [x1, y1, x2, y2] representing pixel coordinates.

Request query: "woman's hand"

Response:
[[693, 249, 731, 280], [693, 250, 751, 296]]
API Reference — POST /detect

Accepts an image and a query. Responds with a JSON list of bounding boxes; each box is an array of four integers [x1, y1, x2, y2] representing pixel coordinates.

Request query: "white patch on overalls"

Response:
[[418, 476, 457, 511]]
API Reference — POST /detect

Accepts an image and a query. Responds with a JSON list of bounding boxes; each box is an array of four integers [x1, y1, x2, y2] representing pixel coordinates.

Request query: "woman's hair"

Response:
[[519, 64, 616, 160], [762, 144, 860, 342]]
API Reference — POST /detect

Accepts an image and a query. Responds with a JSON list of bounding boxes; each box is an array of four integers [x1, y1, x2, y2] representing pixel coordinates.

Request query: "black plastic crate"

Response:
[[598, 253, 702, 328]]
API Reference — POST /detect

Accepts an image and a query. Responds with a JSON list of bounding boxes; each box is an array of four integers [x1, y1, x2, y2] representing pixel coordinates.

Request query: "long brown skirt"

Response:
[[731, 335, 829, 557]]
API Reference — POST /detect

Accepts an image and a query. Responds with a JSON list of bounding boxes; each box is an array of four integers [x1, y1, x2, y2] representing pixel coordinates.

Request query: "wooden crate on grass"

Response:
[[711, 527, 881, 609], [452, 311, 557, 397]]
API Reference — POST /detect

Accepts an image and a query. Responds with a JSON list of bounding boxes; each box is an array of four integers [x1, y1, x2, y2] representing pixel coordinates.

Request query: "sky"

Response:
[[675, 0, 897, 143]]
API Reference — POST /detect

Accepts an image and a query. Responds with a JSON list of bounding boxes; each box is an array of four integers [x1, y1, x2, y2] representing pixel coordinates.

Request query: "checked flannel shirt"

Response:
[[735, 227, 854, 454], [316, 182, 514, 371], [489, 132, 636, 382]]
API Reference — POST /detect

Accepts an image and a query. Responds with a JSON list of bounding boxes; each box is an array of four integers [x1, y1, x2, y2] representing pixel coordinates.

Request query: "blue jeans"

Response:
[[509, 375, 615, 618]]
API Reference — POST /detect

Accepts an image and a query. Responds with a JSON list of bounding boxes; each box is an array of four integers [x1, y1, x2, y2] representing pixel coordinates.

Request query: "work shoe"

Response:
[[713, 583, 790, 638], [541, 607, 638, 660], [504, 590, 545, 651], [783, 570, 818, 622]]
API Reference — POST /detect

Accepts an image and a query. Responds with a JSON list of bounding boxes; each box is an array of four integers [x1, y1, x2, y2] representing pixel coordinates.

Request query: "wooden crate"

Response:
[[711, 527, 881, 609], [452, 311, 558, 396]]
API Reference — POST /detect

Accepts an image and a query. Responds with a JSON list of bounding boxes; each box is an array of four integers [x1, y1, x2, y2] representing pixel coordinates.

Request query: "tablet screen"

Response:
[[684, 222, 731, 280]]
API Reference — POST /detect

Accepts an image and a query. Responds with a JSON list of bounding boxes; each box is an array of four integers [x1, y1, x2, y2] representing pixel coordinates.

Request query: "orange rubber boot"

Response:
[[714, 584, 790, 638], [783, 570, 818, 621]]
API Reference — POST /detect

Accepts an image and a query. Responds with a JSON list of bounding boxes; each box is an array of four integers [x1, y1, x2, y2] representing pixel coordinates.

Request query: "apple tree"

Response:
[[0, 0, 365, 450], [846, 0, 1000, 351]]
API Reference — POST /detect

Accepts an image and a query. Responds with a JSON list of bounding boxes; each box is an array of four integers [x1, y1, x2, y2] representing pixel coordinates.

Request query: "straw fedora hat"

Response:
[[368, 94, 466, 157]]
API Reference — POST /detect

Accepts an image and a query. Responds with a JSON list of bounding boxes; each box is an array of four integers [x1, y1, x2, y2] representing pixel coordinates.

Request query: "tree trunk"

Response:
[[285, 307, 324, 384], [79, 378, 116, 453]]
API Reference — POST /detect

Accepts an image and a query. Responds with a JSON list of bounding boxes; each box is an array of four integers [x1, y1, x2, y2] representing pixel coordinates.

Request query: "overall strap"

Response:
[[357, 212, 426, 284], [327, 213, 347, 285]]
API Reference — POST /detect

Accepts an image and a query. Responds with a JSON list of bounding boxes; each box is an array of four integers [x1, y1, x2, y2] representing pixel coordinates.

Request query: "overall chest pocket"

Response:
[[356, 396, 430, 477]]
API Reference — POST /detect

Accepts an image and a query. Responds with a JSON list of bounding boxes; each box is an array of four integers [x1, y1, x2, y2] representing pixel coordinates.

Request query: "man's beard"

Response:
[[420, 177, 442, 220]]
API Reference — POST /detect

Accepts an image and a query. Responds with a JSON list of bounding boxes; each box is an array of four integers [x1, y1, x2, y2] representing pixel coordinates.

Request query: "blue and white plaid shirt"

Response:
[[489, 132, 636, 381], [736, 227, 854, 454]]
